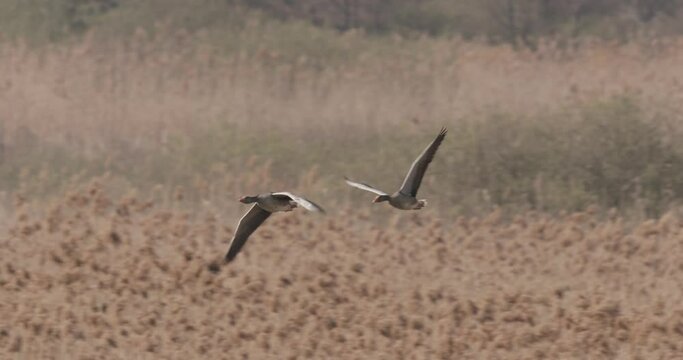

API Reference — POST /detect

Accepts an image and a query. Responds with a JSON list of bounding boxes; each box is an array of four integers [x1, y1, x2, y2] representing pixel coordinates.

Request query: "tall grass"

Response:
[[3, 30, 683, 216], [3, 180, 683, 358]]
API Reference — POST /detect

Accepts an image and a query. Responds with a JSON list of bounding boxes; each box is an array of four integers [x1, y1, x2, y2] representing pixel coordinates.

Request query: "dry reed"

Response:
[[1, 182, 683, 358], [2, 35, 683, 155], [3, 34, 683, 214]]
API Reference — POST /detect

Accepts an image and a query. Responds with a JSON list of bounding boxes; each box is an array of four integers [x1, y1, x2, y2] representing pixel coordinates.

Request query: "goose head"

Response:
[[239, 195, 259, 204], [373, 195, 391, 203]]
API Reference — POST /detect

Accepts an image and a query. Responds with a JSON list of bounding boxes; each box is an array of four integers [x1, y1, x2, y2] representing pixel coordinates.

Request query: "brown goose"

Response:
[[345, 127, 447, 210], [224, 192, 325, 263]]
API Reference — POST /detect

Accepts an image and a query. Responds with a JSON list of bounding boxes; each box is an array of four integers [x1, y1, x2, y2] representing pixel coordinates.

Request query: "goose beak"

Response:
[[372, 196, 381, 203], [238, 196, 248, 203]]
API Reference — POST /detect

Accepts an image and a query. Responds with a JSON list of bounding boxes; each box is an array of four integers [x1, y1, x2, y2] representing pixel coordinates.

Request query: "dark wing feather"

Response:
[[272, 192, 326, 214], [224, 205, 272, 263], [399, 127, 447, 197]]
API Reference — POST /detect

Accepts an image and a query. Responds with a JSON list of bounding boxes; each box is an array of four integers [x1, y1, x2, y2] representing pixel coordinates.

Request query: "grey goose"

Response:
[[224, 192, 325, 263], [345, 127, 447, 210]]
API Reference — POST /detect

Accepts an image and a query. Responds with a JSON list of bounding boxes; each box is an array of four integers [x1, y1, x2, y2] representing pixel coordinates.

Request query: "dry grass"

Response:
[[3, 30, 683, 358], [3, 35, 683, 148], [1, 182, 683, 358], [3, 35, 683, 214]]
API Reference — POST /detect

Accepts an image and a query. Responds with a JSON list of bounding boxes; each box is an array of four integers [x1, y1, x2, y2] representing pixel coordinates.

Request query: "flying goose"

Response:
[[224, 192, 325, 263], [345, 127, 447, 210]]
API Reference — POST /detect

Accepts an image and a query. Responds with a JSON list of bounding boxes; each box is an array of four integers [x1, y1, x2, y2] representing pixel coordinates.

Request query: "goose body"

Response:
[[387, 192, 426, 210], [250, 193, 298, 212], [345, 127, 446, 210], [224, 192, 325, 263]]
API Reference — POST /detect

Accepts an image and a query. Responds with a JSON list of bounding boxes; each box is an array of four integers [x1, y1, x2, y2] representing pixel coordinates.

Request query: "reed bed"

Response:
[[1, 182, 683, 358], [3, 34, 683, 214], [2, 31, 683, 358], [4, 35, 683, 149]]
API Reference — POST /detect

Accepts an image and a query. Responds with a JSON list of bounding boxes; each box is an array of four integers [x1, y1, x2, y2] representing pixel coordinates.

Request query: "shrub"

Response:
[[447, 96, 683, 215]]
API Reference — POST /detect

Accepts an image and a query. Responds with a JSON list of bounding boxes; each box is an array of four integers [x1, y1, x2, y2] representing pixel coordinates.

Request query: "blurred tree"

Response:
[[242, 0, 409, 32], [635, 0, 681, 21], [242, 0, 683, 44], [7, 0, 683, 47], [64, 0, 119, 32]]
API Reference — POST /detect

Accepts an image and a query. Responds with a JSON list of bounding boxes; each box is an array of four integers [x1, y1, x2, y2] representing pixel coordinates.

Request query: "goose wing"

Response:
[[272, 192, 326, 213], [225, 205, 272, 262], [344, 177, 389, 196], [399, 127, 447, 197]]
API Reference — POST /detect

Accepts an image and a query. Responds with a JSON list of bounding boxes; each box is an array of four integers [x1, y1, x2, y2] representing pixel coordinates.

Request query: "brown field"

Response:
[[3, 26, 683, 359], [5, 36, 683, 214], [1, 182, 683, 359], [4, 36, 683, 150]]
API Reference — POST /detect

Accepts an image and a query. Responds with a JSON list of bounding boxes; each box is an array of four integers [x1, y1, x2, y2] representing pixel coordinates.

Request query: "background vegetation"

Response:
[[4, 3, 683, 358], [2, 0, 683, 218], [3, 181, 683, 358], [6, 0, 683, 46]]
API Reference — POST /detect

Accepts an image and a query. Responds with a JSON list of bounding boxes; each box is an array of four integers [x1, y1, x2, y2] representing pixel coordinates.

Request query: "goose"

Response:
[[345, 127, 447, 210], [224, 192, 325, 263]]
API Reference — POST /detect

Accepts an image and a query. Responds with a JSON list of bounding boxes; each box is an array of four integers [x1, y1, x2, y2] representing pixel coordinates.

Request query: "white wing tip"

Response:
[[344, 177, 359, 186]]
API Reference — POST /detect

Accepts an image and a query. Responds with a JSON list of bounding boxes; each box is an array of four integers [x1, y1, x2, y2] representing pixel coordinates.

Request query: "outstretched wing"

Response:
[[272, 192, 326, 214], [399, 127, 447, 197], [225, 205, 271, 263], [344, 177, 389, 196]]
